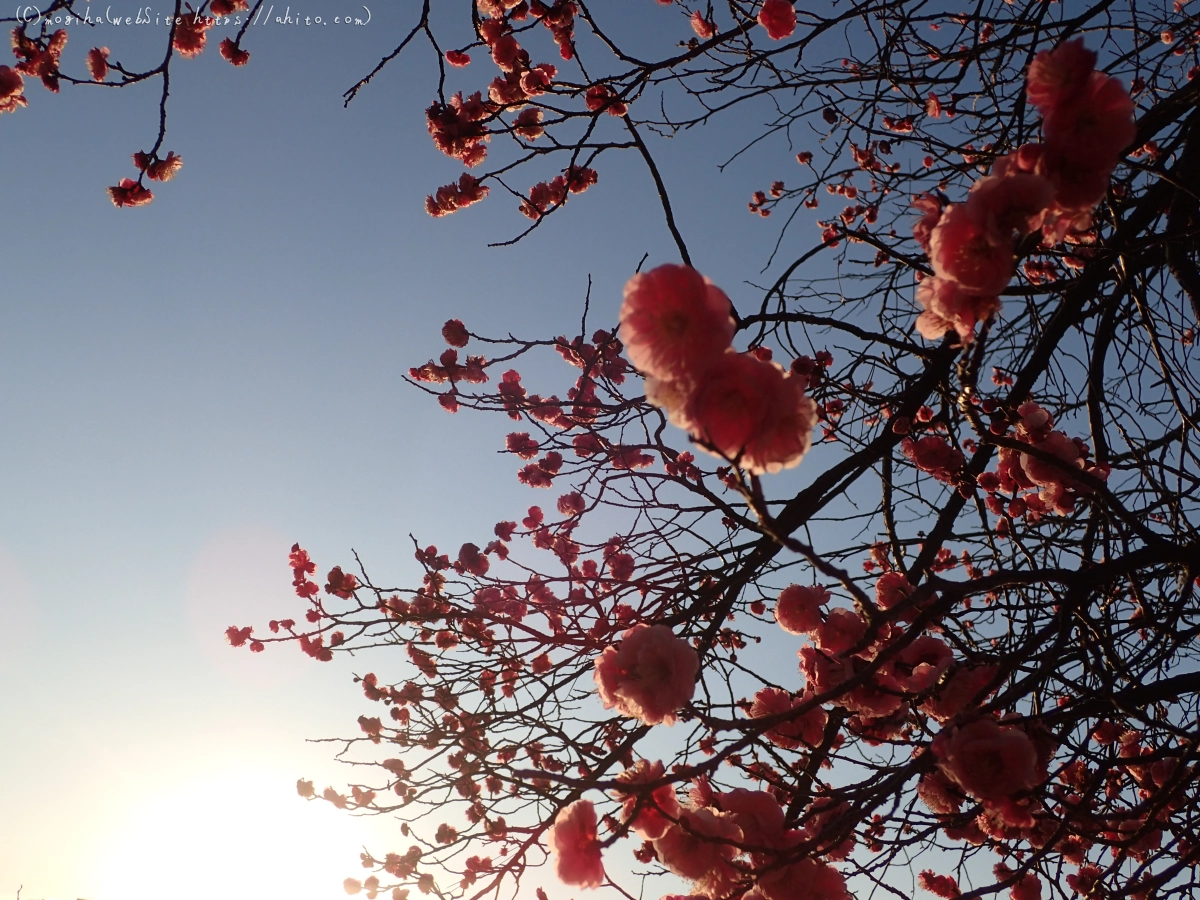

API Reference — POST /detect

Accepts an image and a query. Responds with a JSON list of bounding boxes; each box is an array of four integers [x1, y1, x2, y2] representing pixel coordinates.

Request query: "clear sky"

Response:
[[0, 3, 833, 897]]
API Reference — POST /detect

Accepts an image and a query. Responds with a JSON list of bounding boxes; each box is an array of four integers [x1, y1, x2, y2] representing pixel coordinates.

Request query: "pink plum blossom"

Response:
[[594, 624, 699, 725], [1010, 873, 1042, 900], [654, 808, 743, 898], [758, 0, 797, 41], [1036, 144, 1116, 212], [814, 607, 867, 654], [874, 572, 915, 614], [1026, 39, 1098, 115], [914, 276, 1001, 345], [902, 435, 966, 484], [965, 173, 1055, 240], [684, 352, 818, 474], [715, 788, 786, 849], [1042, 73, 1135, 168], [749, 687, 827, 749], [888, 635, 954, 693], [548, 799, 606, 888], [747, 857, 851, 900], [929, 204, 1016, 295], [920, 664, 999, 722], [774, 583, 828, 635], [912, 193, 944, 254], [615, 759, 681, 840], [934, 717, 1042, 801], [619, 265, 735, 381], [916, 769, 963, 815], [799, 644, 854, 695]]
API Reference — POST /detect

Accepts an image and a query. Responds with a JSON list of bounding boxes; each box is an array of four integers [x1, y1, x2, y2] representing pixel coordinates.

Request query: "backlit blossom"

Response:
[[12, 28, 67, 92], [691, 11, 716, 39], [748, 857, 850, 900], [426, 173, 491, 217], [220, 38, 250, 66], [442, 319, 470, 347], [889, 635, 953, 692], [585, 84, 627, 117], [814, 607, 866, 654], [615, 759, 680, 840], [86, 46, 109, 81], [992, 401, 1110, 515], [912, 192, 943, 253], [145, 151, 183, 182], [841, 675, 904, 718], [1041, 73, 1135, 171], [0, 66, 26, 114], [918, 872, 962, 899], [1026, 39, 1098, 115], [798, 643, 854, 695], [427, 92, 491, 167], [874, 572, 913, 613], [775, 584, 827, 635], [684, 352, 818, 475], [173, 13, 210, 58], [916, 770, 962, 815], [914, 276, 1000, 345], [1010, 874, 1041, 900], [715, 788, 785, 849], [929, 204, 1015, 295], [619, 264, 735, 381], [644, 375, 695, 431], [1035, 144, 1113, 212], [749, 687, 827, 749], [758, 0, 796, 40], [901, 435, 965, 484], [514, 107, 544, 139], [1025, 39, 1133, 215], [594, 624, 699, 725], [488, 33, 522, 73], [548, 799, 605, 888], [654, 808, 743, 897], [920, 664, 998, 722], [934, 717, 1041, 801], [107, 178, 153, 208], [965, 173, 1054, 240]]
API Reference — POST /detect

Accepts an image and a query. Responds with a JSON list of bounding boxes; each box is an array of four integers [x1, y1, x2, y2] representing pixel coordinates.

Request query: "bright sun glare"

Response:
[[92, 769, 378, 900]]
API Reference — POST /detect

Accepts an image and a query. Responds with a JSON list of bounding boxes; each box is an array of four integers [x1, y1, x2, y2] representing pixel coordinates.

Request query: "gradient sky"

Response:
[[0, 3, 838, 897]]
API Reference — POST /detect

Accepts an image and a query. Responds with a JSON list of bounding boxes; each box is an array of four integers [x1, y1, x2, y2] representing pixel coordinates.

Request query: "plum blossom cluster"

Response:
[[411, 320, 645, 490], [8, 0, 251, 202], [593, 624, 698, 726], [757, 0, 797, 41], [107, 149, 184, 207], [913, 40, 1134, 344], [556, 776, 852, 900], [519, 165, 598, 220], [425, 174, 490, 218], [427, 91, 493, 168], [0, 65, 27, 113], [977, 401, 1111, 527], [420, 2, 615, 221], [619, 264, 818, 475], [426, 5, 563, 152], [10, 26, 66, 93], [773, 579, 980, 740], [203, 11, 1200, 900]]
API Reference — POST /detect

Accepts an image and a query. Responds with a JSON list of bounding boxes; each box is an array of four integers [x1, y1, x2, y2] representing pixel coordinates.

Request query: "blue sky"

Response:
[[0, 3, 832, 896]]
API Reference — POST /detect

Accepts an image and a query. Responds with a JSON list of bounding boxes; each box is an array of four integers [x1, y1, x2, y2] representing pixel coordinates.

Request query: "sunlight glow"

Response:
[[93, 769, 379, 900]]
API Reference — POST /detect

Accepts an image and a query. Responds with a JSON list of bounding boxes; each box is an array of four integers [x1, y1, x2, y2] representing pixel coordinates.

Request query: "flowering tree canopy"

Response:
[[17, 1, 1200, 900]]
